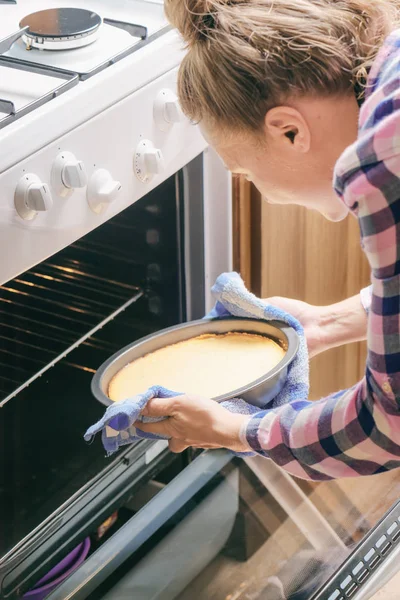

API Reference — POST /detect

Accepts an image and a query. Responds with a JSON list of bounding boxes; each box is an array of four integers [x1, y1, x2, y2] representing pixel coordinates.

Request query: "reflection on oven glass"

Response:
[[86, 459, 400, 600], [171, 467, 400, 600]]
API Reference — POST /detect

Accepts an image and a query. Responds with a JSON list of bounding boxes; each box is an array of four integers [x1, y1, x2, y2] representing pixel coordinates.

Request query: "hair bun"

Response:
[[164, 0, 221, 44]]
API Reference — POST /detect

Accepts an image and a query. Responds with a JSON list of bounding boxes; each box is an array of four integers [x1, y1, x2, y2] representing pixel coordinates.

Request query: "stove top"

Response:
[[0, 0, 167, 41], [0, 1, 169, 129]]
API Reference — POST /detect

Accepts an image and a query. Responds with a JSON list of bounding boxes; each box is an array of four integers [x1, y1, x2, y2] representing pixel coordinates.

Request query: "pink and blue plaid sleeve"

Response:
[[242, 38, 400, 481]]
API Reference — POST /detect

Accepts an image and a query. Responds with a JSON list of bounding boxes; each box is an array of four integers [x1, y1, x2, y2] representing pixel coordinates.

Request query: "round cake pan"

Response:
[[91, 317, 299, 410]]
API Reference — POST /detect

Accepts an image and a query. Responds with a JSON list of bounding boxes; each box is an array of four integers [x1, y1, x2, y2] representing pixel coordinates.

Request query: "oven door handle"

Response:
[[46, 449, 233, 600]]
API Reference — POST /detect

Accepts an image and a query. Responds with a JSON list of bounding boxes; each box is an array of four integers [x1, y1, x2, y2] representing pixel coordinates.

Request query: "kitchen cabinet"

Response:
[[233, 179, 371, 400]]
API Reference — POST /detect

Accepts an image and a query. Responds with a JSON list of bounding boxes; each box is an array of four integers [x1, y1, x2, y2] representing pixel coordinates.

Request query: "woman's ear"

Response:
[[265, 106, 311, 153]]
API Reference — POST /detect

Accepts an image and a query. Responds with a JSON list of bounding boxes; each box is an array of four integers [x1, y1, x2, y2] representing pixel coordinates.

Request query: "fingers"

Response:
[[133, 420, 222, 453], [190, 444, 221, 449], [141, 398, 171, 418], [169, 439, 189, 453], [141, 395, 181, 418], [134, 419, 171, 436], [168, 439, 222, 453]]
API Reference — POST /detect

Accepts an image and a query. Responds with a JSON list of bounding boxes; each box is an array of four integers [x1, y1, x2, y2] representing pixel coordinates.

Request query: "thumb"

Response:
[[142, 395, 181, 418], [169, 439, 189, 453]]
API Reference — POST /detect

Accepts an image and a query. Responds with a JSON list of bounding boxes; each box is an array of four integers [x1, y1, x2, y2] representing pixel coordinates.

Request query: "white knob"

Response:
[[144, 148, 163, 174], [154, 89, 184, 131], [134, 140, 165, 183], [26, 183, 52, 211], [15, 173, 53, 220], [165, 98, 183, 123], [52, 151, 87, 198], [87, 168, 121, 214], [63, 161, 87, 189]]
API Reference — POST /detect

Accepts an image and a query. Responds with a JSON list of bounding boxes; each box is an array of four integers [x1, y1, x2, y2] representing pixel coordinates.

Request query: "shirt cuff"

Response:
[[239, 416, 255, 451], [240, 413, 268, 454], [360, 285, 372, 315]]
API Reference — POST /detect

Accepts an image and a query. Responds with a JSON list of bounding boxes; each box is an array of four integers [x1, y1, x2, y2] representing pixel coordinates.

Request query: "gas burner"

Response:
[[19, 8, 102, 51]]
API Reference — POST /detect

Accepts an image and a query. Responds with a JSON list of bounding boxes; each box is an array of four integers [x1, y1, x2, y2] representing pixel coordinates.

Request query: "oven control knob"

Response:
[[154, 89, 184, 131], [52, 151, 87, 198], [15, 173, 53, 220], [134, 140, 165, 183], [87, 168, 121, 214]]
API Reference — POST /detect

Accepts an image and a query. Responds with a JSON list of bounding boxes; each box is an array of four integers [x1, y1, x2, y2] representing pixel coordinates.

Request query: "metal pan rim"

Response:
[[91, 317, 300, 409]]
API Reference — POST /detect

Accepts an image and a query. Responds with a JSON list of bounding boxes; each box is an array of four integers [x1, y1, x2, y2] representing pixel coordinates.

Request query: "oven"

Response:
[[0, 130, 234, 598], [0, 2, 233, 594], [0, 146, 233, 600]]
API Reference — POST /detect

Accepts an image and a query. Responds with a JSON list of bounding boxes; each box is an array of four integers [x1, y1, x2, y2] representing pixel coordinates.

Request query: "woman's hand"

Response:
[[134, 394, 251, 454], [265, 293, 368, 358], [265, 296, 326, 357], [134, 293, 367, 452]]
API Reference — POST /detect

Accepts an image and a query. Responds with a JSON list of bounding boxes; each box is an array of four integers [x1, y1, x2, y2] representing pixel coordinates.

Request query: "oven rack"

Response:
[[0, 233, 148, 406], [0, 18, 153, 130], [0, 166, 181, 406]]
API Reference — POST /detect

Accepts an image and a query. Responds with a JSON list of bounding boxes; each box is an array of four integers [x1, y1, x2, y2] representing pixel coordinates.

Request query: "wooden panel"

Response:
[[259, 198, 370, 399], [259, 201, 307, 300], [232, 179, 371, 401], [232, 177, 252, 289], [232, 178, 370, 399]]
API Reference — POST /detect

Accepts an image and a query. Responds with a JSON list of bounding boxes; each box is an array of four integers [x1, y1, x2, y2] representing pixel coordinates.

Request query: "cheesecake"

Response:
[[108, 332, 285, 402]]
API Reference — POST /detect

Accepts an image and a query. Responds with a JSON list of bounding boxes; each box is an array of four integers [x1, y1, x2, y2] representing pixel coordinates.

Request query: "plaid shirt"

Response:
[[243, 31, 400, 480]]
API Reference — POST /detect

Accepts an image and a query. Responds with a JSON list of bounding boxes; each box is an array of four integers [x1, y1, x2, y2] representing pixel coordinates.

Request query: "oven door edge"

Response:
[[0, 440, 174, 599], [181, 148, 232, 321], [45, 450, 233, 600], [203, 146, 233, 314]]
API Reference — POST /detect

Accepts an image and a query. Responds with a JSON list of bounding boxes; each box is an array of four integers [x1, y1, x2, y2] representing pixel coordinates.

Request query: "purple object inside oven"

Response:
[[23, 537, 91, 600]]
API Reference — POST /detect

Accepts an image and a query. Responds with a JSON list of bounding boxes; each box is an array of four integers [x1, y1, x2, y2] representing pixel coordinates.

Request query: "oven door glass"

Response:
[[42, 451, 400, 600]]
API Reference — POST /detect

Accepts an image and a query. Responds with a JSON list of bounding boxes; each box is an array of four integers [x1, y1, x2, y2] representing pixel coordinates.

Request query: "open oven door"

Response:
[[45, 449, 237, 600], [22, 450, 400, 600]]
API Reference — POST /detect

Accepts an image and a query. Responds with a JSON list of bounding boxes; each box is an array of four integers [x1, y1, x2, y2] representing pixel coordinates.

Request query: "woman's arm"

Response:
[[263, 293, 368, 358], [241, 66, 400, 479], [138, 61, 400, 479]]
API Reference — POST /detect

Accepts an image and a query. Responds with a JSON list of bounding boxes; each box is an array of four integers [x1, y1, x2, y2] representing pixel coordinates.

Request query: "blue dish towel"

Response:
[[84, 272, 309, 456]]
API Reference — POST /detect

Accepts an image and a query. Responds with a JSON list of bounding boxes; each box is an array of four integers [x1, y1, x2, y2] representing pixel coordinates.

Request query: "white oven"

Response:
[[0, 3, 232, 309], [0, 2, 233, 598]]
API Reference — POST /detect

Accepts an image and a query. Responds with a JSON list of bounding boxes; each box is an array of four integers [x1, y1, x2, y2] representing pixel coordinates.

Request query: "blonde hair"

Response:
[[165, 0, 400, 132]]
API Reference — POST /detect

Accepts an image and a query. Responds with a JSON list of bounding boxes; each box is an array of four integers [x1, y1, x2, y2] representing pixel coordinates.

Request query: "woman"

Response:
[[136, 0, 400, 481]]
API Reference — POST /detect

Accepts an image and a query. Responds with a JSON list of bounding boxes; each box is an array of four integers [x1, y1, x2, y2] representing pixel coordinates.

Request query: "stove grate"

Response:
[[0, 18, 151, 129]]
